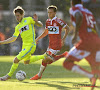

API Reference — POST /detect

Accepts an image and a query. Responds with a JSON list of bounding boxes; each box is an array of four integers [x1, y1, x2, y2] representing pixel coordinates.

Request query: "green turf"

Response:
[[0, 56, 100, 90]]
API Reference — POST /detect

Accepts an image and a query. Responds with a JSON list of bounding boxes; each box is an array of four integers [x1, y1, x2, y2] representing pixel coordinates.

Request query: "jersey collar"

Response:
[[75, 4, 83, 7], [19, 17, 24, 24]]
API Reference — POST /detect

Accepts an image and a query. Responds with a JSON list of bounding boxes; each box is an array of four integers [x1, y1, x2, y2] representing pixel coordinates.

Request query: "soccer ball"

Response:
[[16, 70, 26, 81]]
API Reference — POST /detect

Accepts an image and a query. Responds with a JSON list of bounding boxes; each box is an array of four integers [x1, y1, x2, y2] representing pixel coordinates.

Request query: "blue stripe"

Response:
[[13, 35, 17, 37], [31, 24, 36, 45], [21, 46, 33, 58]]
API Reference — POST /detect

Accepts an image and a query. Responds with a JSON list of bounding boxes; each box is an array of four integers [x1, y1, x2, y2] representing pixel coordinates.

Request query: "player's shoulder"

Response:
[[69, 7, 79, 15], [69, 6, 83, 17], [56, 17, 63, 22], [46, 19, 50, 22], [45, 19, 51, 25]]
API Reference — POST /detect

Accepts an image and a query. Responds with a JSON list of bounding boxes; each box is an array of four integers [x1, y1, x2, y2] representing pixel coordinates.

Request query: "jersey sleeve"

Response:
[[29, 17, 35, 25], [69, 8, 80, 17], [57, 18, 67, 28], [69, 8, 77, 27], [13, 26, 20, 37]]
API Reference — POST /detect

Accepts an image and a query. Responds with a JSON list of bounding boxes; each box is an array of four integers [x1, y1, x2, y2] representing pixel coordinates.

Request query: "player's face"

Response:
[[47, 9, 56, 19], [15, 12, 23, 22]]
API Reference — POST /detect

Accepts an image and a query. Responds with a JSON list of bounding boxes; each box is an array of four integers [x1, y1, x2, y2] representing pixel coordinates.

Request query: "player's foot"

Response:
[[90, 74, 98, 90], [30, 74, 42, 80], [0, 75, 11, 81]]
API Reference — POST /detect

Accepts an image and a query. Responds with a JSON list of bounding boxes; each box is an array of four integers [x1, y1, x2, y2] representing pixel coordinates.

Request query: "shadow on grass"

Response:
[[11, 80, 81, 90], [20, 80, 100, 90], [0, 61, 91, 79]]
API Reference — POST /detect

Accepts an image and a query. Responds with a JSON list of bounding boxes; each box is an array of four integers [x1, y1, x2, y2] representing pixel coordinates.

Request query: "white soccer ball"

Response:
[[16, 70, 26, 81]]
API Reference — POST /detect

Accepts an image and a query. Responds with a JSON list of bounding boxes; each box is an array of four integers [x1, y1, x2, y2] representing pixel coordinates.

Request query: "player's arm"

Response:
[[62, 25, 70, 46], [36, 29, 48, 43], [33, 14, 43, 27], [0, 36, 17, 45], [72, 11, 83, 44]]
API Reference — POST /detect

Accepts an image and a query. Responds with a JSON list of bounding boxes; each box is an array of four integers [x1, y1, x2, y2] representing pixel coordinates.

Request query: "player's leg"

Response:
[[24, 54, 47, 64], [30, 51, 68, 80], [30, 57, 50, 80], [0, 45, 35, 81], [63, 47, 94, 79], [63, 59, 94, 78], [0, 57, 20, 81], [36, 51, 68, 78], [24, 45, 47, 64], [54, 51, 68, 61], [29, 54, 47, 64], [86, 52, 100, 87], [30, 48, 60, 80]]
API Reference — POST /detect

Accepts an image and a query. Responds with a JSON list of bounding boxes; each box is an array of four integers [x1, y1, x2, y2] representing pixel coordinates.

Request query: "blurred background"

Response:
[[0, 0, 100, 56]]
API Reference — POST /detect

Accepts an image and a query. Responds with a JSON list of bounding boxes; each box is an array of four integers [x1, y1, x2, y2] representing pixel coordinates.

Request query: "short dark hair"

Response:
[[72, 0, 82, 5], [47, 5, 57, 12], [13, 6, 25, 15]]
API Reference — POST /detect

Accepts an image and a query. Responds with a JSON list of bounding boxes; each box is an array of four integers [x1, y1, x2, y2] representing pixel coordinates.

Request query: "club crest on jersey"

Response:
[[19, 25, 29, 34], [24, 20, 27, 23]]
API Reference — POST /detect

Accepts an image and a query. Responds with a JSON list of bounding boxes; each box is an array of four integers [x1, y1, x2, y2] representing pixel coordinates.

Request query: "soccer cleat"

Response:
[[0, 75, 11, 81], [30, 74, 42, 80], [90, 74, 98, 90]]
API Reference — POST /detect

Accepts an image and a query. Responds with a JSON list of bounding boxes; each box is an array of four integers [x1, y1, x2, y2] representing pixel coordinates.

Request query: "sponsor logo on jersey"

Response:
[[48, 26, 59, 34], [19, 25, 29, 34]]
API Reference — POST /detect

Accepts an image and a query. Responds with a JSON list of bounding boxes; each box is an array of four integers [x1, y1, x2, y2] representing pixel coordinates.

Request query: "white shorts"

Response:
[[67, 46, 90, 61], [46, 47, 60, 56]]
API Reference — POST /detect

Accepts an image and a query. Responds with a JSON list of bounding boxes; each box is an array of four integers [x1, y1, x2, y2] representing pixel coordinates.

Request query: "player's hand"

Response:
[[33, 14, 38, 21]]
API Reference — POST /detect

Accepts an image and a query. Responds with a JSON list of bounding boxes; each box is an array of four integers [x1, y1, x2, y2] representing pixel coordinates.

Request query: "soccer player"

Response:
[[0, 6, 47, 81], [30, 5, 69, 80], [63, 0, 100, 89]]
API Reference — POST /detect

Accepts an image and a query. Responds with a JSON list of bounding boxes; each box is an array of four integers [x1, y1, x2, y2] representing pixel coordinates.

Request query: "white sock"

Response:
[[72, 65, 93, 78], [38, 65, 46, 77]]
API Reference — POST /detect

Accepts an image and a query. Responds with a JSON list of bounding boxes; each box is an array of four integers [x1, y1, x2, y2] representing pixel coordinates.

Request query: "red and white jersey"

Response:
[[69, 4, 100, 51], [45, 16, 67, 50]]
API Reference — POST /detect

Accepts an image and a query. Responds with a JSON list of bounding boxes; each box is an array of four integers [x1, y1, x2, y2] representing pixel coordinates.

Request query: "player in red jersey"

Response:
[[30, 5, 69, 80], [63, 0, 100, 89]]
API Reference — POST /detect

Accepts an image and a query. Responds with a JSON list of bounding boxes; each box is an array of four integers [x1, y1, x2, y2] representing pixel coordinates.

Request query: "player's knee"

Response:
[[42, 58, 49, 63], [13, 57, 20, 63], [63, 59, 74, 70], [42, 57, 53, 64], [24, 60, 30, 64]]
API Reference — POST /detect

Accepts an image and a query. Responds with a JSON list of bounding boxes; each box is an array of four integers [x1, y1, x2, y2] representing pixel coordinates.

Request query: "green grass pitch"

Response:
[[0, 56, 100, 90]]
